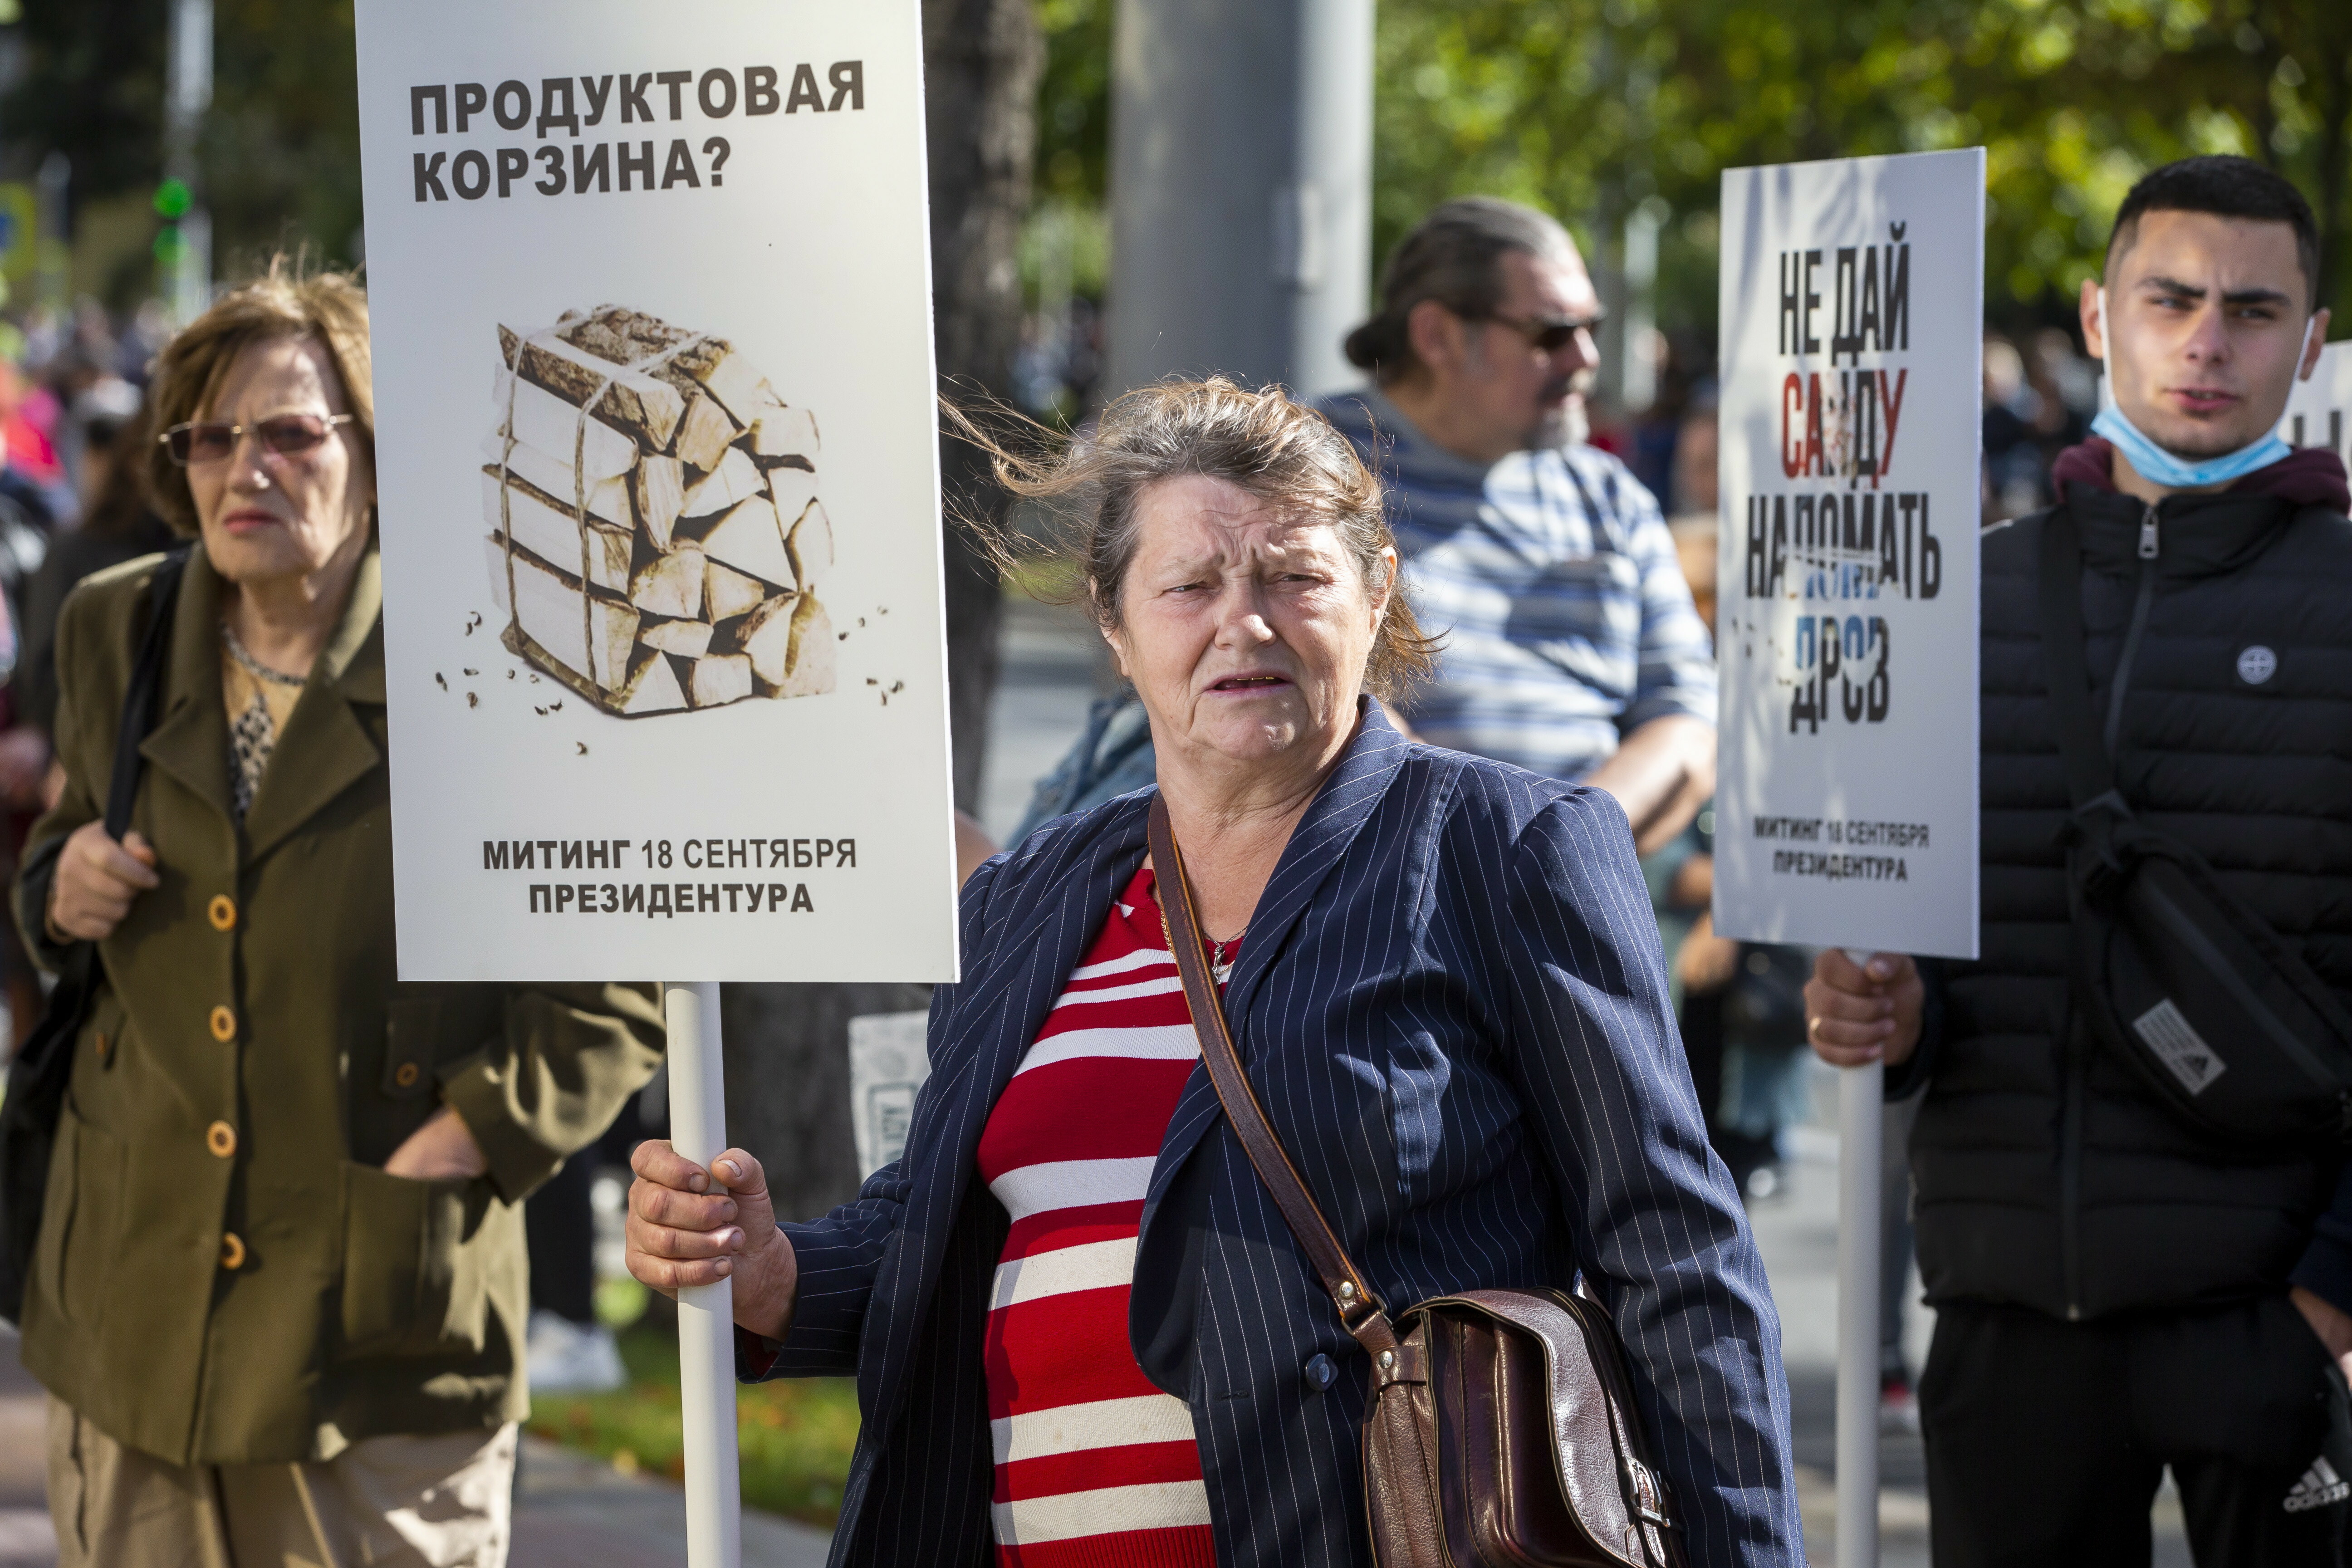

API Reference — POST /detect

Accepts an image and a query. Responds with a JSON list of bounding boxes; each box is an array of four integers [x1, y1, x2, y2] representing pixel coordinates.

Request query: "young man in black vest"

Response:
[[1807, 155, 2351, 1564]]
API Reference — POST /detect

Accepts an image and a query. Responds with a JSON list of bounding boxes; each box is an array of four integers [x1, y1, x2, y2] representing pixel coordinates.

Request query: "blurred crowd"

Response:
[[0, 298, 180, 1046]]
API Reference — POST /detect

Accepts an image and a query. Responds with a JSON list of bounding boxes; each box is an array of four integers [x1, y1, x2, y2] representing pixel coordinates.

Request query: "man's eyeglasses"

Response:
[[1478, 312, 1602, 356], [158, 412, 356, 467]]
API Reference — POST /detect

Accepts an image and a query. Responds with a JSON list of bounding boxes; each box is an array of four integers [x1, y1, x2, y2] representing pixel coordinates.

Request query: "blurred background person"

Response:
[[1015, 197, 1717, 858], [16, 398, 176, 758], [1984, 327, 2101, 524], [1982, 334, 2045, 521], [2025, 325, 2097, 470], [1322, 196, 1715, 855], [15, 263, 663, 1568], [0, 361, 171, 1050]]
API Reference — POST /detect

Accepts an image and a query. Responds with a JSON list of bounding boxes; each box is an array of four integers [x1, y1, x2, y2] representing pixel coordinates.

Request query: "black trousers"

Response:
[[1921, 1296, 2351, 1566], [524, 1095, 648, 1326]]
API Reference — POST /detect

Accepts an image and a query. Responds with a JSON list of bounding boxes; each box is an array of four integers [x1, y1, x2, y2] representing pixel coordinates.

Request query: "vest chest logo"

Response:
[[2237, 645, 2278, 685]]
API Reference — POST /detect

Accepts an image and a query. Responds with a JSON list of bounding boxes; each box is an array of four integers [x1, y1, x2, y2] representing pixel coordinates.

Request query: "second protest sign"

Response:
[[1713, 148, 1984, 961]]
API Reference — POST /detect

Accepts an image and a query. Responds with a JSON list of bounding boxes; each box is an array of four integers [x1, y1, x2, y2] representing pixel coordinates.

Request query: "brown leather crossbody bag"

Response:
[[1149, 797, 1689, 1568]]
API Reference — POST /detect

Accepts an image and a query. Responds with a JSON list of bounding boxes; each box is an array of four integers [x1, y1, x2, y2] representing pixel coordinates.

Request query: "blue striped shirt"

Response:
[[1317, 388, 1717, 780]]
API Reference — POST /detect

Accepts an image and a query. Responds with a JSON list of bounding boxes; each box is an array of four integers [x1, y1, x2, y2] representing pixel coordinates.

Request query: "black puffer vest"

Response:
[[1906, 478, 2352, 1321]]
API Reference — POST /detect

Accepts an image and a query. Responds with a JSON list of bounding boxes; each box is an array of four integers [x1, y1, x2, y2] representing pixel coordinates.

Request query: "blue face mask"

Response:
[[2091, 404, 2291, 490], [2091, 288, 2311, 490]]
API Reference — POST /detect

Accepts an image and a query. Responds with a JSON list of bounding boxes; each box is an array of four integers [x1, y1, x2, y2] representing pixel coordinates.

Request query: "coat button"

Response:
[[207, 896, 236, 931], [1303, 1353, 1337, 1392], [209, 1006, 235, 1042], [393, 1062, 421, 1089], [206, 1121, 237, 1159], [220, 1233, 246, 1270]]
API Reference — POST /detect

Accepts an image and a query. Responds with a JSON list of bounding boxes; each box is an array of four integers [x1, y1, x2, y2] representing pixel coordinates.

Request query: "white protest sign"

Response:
[[2280, 339, 2352, 459], [1713, 149, 1984, 960], [354, 0, 957, 983]]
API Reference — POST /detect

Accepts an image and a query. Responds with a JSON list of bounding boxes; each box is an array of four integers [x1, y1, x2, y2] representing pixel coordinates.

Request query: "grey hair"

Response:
[[946, 378, 1440, 699], [1343, 196, 1576, 384]]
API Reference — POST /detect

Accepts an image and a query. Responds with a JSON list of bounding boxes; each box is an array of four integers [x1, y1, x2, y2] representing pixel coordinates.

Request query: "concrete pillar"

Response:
[[162, 0, 212, 323], [1105, 0, 1373, 402]]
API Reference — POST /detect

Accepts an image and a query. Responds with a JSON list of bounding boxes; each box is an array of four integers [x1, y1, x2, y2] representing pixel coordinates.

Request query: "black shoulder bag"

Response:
[[0, 549, 187, 1324], [2037, 508, 2352, 1145]]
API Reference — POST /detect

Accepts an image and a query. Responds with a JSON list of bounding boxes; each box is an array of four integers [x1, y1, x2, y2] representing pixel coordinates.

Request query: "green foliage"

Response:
[[1022, 0, 1114, 308], [527, 1320, 862, 1527], [201, 0, 367, 273], [1376, 0, 2352, 330], [15, 0, 2342, 328], [3, 0, 168, 205], [5, 0, 364, 294], [1034, 0, 1112, 204]]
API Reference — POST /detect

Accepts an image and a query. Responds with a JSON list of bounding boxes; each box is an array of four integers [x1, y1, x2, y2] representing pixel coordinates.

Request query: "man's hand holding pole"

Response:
[[1807, 949, 1925, 1069]]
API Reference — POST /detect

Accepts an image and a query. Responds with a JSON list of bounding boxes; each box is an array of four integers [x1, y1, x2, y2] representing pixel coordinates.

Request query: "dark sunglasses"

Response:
[[1479, 312, 1602, 355], [158, 412, 356, 466]]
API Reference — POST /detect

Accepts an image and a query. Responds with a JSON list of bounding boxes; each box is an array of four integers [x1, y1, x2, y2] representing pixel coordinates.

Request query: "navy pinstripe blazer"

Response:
[[756, 703, 1802, 1566]]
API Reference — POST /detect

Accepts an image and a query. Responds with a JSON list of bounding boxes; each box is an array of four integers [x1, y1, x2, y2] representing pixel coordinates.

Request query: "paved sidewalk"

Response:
[[509, 1437, 830, 1568], [0, 1332, 50, 1567], [0, 1326, 833, 1568]]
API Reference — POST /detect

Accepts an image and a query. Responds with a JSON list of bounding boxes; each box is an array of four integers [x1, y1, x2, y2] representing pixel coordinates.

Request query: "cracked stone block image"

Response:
[[482, 304, 834, 716]]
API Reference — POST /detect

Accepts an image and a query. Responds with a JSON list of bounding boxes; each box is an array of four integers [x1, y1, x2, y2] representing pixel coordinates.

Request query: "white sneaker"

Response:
[[527, 1308, 626, 1394]]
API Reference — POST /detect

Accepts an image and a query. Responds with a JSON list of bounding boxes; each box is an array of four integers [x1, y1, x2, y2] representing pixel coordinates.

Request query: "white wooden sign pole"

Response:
[[1834, 968, 1882, 1568], [665, 982, 743, 1568]]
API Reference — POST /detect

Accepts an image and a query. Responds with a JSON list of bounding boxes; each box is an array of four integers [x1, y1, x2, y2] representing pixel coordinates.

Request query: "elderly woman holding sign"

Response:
[[628, 379, 1801, 1567], [13, 265, 662, 1567]]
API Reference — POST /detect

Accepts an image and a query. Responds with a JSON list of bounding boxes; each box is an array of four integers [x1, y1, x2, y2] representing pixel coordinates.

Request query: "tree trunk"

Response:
[[927, 0, 1044, 812], [715, 0, 1040, 1213]]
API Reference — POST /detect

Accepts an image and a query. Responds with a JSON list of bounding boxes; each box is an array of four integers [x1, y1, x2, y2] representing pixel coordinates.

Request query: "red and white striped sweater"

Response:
[[975, 864, 1219, 1568]]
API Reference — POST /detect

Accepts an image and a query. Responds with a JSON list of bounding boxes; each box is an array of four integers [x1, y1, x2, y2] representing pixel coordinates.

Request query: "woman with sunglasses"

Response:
[[12, 263, 662, 1568]]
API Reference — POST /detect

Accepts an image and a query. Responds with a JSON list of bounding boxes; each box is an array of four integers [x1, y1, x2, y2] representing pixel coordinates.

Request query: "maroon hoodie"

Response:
[[2050, 435, 2352, 513]]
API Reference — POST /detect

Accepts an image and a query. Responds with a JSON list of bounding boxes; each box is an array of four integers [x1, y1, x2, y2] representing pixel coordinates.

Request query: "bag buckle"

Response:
[[2064, 793, 2137, 905], [1624, 1457, 1675, 1527]]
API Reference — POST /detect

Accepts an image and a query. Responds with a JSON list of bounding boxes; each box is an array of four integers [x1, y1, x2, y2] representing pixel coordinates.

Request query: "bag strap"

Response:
[[103, 549, 191, 841], [2034, 507, 2127, 818], [1147, 794, 1399, 1357]]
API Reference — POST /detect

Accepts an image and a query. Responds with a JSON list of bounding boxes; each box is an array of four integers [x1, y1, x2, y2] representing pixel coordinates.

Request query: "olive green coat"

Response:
[[13, 545, 664, 1465]]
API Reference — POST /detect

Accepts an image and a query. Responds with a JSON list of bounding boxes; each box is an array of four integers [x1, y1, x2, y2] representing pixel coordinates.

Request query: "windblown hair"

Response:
[[142, 256, 373, 535], [1343, 196, 1576, 383], [951, 377, 1439, 698]]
